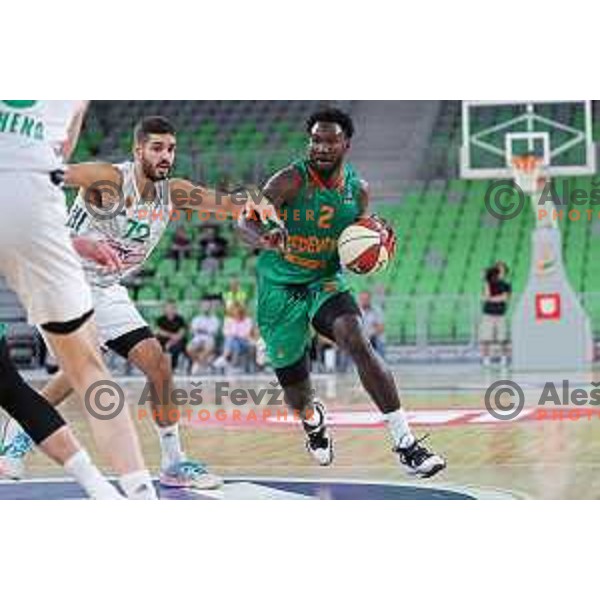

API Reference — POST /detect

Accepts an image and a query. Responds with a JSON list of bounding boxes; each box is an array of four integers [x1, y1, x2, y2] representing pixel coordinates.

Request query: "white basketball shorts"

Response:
[[91, 284, 149, 347], [0, 171, 92, 325]]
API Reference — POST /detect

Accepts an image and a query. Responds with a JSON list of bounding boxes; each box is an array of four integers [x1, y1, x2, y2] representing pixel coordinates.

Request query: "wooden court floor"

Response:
[[15, 364, 600, 499]]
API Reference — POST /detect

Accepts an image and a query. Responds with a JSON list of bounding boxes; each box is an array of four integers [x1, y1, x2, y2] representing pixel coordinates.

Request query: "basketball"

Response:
[[338, 215, 396, 274]]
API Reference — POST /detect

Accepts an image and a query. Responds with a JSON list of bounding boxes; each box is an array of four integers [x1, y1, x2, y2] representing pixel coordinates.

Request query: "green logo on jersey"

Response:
[[1, 101, 38, 109], [0, 322, 7, 339], [0, 101, 44, 140]]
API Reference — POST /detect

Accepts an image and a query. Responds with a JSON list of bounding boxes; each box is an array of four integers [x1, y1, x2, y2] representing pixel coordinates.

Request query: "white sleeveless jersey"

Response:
[[0, 100, 73, 172], [67, 161, 171, 287]]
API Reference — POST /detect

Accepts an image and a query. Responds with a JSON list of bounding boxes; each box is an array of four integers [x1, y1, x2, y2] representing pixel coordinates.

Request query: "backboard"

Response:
[[460, 100, 595, 179]]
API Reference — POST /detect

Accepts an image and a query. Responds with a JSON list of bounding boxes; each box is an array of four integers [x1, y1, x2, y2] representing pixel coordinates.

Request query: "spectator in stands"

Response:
[[213, 302, 254, 372], [480, 261, 512, 368], [223, 278, 248, 311], [186, 298, 221, 375], [358, 291, 386, 358], [156, 300, 188, 370], [168, 225, 192, 264], [199, 225, 228, 273]]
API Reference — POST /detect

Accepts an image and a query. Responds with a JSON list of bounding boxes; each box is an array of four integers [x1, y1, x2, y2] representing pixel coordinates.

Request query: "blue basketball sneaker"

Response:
[[159, 460, 223, 490], [0, 431, 34, 480]]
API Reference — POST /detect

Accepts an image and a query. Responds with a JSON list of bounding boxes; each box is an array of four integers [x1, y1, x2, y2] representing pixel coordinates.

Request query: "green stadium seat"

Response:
[[156, 260, 177, 279], [137, 286, 161, 302]]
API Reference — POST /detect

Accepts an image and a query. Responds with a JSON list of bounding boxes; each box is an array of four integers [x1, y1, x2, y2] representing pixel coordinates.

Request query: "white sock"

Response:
[[384, 409, 415, 449], [64, 450, 124, 500], [119, 470, 157, 500], [157, 423, 185, 470]]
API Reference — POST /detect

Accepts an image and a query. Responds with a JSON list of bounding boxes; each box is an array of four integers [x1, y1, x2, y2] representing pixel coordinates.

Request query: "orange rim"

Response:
[[511, 155, 543, 173]]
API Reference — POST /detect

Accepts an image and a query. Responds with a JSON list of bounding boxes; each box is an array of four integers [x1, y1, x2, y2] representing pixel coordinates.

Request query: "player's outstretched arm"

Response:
[[169, 178, 247, 218], [62, 101, 90, 162], [237, 165, 302, 250], [63, 162, 122, 190], [63, 162, 123, 210]]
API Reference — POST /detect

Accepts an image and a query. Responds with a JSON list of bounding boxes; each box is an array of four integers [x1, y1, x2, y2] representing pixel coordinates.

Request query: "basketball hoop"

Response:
[[511, 155, 545, 195]]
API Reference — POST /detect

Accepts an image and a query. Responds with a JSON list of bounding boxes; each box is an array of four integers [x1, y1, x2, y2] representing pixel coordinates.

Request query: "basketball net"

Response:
[[511, 155, 556, 229]]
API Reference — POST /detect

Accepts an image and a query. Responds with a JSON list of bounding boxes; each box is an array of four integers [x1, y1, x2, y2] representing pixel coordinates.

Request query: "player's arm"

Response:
[[61, 101, 90, 161], [169, 178, 245, 218], [63, 162, 124, 270], [71, 236, 123, 272], [358, 179, 370, 216], [237, 165, 302, 250], [358, 179, 396, 252], [63, 162, 123, 205]]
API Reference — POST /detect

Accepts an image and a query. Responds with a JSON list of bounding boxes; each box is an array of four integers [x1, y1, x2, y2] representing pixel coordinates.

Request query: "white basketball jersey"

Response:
[[67, 161, 171, 287], [0, 100, 73, 172]]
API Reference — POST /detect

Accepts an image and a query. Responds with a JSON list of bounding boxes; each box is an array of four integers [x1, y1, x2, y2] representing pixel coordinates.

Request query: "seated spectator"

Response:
[[155, 300, 187, 370], [199, 226, 228, 274], [168, 225, 192, 264], [213, 302, 254, 372], [358, 291, 385, 357], [223, 278, 248, 311], [187, 298, 221, 375]]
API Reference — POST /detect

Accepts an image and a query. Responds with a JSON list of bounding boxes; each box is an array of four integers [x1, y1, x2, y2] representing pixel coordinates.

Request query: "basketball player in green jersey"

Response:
[[240, 108, 446, 477]]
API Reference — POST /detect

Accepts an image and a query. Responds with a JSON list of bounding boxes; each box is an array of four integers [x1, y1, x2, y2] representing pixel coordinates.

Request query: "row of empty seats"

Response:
[[72, 101, 355, 185]]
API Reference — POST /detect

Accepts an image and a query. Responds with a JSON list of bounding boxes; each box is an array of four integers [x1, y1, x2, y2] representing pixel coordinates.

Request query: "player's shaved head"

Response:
[[134, 116, 176, 144]]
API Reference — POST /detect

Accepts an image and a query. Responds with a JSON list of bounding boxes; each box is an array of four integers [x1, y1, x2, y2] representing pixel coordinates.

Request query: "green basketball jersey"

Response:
[[257, 159, 363, 285]]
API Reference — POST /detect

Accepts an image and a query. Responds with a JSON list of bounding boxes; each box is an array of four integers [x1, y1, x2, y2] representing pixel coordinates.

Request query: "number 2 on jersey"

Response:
[[318, 205, 335, 229]]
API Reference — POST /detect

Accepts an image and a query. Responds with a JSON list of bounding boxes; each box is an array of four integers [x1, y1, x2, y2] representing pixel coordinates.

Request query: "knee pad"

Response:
[[0, 339, 66, 445]]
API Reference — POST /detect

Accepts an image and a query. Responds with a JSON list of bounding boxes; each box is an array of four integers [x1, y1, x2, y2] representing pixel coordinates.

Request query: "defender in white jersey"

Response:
[[0, 101, 155, 499], [67, 160, 172, 345], [1, 115, 241, 489]]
